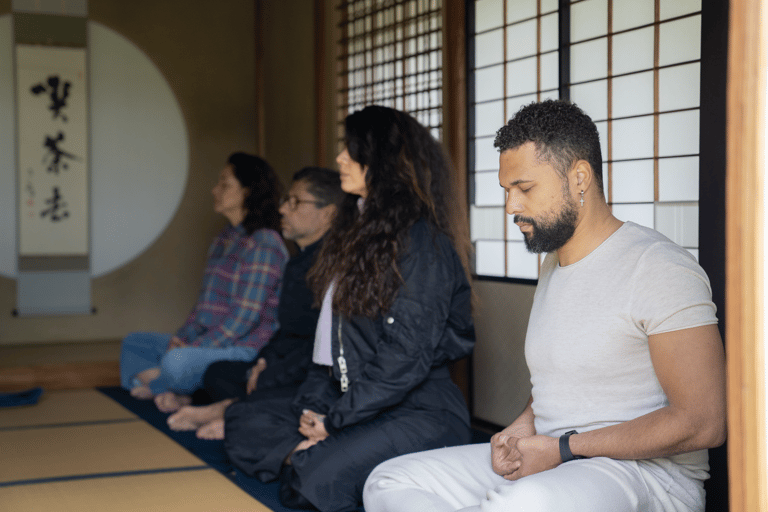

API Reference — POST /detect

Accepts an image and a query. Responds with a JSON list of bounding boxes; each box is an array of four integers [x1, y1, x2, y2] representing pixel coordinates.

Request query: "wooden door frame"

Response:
[[726, 1, 767, 511]]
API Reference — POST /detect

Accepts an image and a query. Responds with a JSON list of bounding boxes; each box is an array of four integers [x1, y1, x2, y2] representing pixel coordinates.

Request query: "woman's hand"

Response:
[[246, 358, 267, 395], [298, 409, 329, 442]]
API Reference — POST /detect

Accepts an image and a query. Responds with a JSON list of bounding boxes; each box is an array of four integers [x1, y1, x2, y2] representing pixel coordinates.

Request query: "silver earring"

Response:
[[580, 190, 584, 207]]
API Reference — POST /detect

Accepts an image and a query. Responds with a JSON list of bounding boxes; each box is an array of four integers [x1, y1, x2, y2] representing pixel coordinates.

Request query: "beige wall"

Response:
[[0, 1, 261, 345], [472, 280, 535, 426], [260, 0, 319, 182]]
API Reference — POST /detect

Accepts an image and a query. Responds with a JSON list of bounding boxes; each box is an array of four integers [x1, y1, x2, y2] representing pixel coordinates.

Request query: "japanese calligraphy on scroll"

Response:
[[17, 45, 88, 256]]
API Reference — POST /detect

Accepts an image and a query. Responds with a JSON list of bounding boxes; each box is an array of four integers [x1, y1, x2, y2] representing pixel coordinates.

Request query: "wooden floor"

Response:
[[0, 389, 272, 511]]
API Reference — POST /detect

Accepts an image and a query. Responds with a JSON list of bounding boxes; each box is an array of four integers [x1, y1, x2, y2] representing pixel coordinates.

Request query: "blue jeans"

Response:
[[119, 332, 258, 395]]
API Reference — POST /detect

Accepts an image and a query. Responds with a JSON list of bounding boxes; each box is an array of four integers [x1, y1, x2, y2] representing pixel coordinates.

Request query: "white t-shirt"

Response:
[[526, 222, 717, 467]]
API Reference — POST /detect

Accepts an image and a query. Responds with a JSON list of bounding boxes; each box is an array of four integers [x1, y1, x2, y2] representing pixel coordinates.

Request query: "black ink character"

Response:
[[31, 75, 71, 121], [43, 132, 78, 174], [41, 187, 69, 222]]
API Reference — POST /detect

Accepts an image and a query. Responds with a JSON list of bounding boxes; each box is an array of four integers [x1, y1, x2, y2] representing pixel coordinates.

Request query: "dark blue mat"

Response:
[[0, 387, 43, 407], [98, 386, 492, 512]]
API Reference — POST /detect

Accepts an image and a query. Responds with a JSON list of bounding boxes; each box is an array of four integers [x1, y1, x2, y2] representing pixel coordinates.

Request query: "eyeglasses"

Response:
[[280, 194, 325, 210]]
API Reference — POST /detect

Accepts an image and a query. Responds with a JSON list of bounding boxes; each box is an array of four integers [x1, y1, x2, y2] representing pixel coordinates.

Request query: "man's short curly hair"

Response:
[[494, 99, 604, 192]]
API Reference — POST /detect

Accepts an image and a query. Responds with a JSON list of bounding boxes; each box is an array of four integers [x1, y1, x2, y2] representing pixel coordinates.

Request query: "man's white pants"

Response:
[[363, 444, 704, 512]]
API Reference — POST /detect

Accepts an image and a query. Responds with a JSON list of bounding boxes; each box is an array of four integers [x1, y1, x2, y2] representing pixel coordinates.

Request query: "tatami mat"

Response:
[[0, 468, 270, 512], [0, 388, 136, 429], [0, 421, 206, 484]]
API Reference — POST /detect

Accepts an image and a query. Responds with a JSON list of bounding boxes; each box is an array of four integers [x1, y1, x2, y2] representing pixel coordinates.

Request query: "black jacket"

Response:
[[292, 219, 475, 433], [256, 238, 321, 389]]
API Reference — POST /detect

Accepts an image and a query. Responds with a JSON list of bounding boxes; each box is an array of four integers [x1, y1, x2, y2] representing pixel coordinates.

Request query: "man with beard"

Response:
[[362, 99, 726, 512]]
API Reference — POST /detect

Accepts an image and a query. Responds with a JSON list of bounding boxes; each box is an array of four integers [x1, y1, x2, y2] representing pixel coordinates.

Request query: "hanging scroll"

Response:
[[17, 44, 88, 257]]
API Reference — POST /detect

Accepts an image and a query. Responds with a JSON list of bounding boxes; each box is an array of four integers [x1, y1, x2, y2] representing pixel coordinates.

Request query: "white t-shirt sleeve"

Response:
[[628, 241, 718, 336]]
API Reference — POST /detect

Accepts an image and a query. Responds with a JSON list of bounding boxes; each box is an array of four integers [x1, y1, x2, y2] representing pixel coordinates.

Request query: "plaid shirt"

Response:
[[176, 225, 288, 351]]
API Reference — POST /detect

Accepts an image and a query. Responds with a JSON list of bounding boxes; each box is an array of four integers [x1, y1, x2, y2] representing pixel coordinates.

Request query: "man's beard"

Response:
[[514, 196, 578, 254]]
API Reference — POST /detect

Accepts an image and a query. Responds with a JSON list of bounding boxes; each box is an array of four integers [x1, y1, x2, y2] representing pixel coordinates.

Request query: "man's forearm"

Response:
[[567, 403, 726, 461]]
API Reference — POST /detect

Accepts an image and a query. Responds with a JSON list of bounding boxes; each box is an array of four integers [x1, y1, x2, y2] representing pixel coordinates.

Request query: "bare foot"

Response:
[[130, 385, 154, 400], [135, 367, 161, 385], [154, 392, 192, 413], [197, 419, 226, 440], [167, 400, 232, 431]]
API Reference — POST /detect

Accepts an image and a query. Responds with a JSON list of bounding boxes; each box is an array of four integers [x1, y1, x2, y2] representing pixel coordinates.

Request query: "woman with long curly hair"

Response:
[[120, 152, 288, 412], [224, 106, 475, 512]]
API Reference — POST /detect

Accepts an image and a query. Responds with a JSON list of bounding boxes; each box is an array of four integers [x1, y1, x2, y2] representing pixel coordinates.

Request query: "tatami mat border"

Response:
[[0, 417, 141, 432], [0, 464, 212, 489]]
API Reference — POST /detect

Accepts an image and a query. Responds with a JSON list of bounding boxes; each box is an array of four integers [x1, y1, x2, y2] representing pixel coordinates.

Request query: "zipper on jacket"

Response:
[[337, 315, 349, 392]]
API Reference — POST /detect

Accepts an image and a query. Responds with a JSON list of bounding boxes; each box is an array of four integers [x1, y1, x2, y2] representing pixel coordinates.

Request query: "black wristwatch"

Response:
[[559, 430, 586, 463]]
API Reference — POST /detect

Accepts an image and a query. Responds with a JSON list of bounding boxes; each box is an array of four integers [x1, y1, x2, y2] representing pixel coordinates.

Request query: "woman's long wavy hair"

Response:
[[228, 152, 282, 235], [307, 106, 472, 318]]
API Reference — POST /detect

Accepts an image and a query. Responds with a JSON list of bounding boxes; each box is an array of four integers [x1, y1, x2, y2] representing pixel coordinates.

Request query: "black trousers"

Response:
[[202, 359, 253, 402], [223, 380, 470, 512]]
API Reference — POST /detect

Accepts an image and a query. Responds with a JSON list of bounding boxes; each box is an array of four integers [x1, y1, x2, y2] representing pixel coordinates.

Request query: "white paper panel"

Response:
[[611, 160, 654, 203], [601, 162, 610, 202], [660, 0, 701, 20], [612, 71, 654, 118], [475, 28, 504, 68], [658, 110, 699, 157], [506, 0, 536, 24], [659, 16, 701, 66], [506, 93, 540, 120], [659, 63, 700, 111], [474, 136, 500, 171], [571, 38, 607, 83], [571, 0, 608, 42], [541, 0, 558, 12], [506, 56, 537, 97], [475, 0, 504, 33], [475, 240, 505, 276], [475, 170, 504, 206], [612, 26, 654, 75], [540, 13, 559, 53], [659, 156, 699, 202], [655, 203, 699, 247], [506, 19, 537, 60], [687, 248, 699, 261], [474, 64, 504, 102], [613, 0, 654, 31], [507, 241, 539, 279], [471, 205, 505, 241], [611, 203, 654, 229], [571, 80, 607, 121], [611, 116, 655, 160], [540, 51, 559, 91], [475, 100, 505, 137]]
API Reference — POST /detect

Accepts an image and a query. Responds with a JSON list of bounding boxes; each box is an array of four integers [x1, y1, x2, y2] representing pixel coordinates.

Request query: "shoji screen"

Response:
[[470, 0, 702, 280], [338, 0, 443, 140]]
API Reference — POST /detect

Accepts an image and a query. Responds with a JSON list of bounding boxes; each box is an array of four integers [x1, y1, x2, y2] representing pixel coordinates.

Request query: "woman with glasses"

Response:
[[224, 106, 475, 512], [120, 152, 288, 413]]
